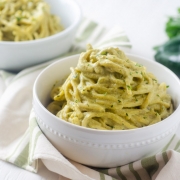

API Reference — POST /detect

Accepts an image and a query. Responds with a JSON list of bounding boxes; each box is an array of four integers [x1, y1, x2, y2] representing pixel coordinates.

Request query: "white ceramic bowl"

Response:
[[0, 0, 82, 72], [33, 54, 180, 168]]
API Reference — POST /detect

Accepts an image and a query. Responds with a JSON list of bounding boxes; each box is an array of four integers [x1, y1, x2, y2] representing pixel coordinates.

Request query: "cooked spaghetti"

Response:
[[0, 0, 64, 41], [47, 45, 173, 130]]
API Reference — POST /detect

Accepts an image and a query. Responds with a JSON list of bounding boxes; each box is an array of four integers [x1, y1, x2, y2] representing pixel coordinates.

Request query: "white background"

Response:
[[76, 0, 179, 60], [1, 0, 180, 179]]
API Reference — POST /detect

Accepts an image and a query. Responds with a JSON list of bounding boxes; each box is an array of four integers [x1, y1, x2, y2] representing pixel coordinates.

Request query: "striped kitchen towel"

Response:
[[0, 19, 180, 180]]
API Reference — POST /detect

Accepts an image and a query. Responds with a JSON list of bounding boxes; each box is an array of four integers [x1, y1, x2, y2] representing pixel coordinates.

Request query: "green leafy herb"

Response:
[[16, 17, 22, 22], [166, 8, 180, 39], [135, 63, 142, 67], [101, 51, 107, 55], [127, 85, 132, 90], [73, 74, 78, 78], [135, 96, 138, 101]]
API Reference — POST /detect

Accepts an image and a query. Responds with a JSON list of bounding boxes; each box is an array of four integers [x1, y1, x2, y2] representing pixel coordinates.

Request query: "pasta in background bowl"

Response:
[[0, 0, 82, 71], [33, 47, 180, 168], [0, 0, 64, 41]]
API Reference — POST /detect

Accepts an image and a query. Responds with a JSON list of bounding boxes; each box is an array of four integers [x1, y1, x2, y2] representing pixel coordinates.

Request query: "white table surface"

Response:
[[1, 0, 179, 179]]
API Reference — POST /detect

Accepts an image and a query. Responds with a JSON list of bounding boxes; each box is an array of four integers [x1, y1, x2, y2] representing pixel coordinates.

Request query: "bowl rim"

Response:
[[0, 0, 82, 45], [33, 53, 180, 134]]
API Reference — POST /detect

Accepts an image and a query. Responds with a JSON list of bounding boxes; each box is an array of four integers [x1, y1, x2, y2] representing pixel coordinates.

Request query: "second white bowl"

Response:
[[0, 0, 82, 72], [33, 54, 180, 168]]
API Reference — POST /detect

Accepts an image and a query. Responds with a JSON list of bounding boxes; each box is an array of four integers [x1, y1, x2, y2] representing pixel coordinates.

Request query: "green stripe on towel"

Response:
[[116, 167, 127, 180], [76, 20, 98, 42], [141, 155, 159, 178], [162, 152, 169, 164], [14, 143, 29, 168], [99, 172, 105, 180], [174, 140, 180, 150], [162, 134, 175, 152], [129, 163, 142, 180]]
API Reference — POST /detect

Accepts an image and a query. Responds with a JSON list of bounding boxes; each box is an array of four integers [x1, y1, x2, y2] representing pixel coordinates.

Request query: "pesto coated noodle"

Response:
[[0, 0, 64, 41], [47, 45, 173, 130]]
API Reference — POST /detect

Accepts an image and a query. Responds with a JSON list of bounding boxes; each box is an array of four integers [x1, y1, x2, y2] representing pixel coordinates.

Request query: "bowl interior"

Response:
[[45, 0, 81, 29], [36, 55, 79, 107], [34, 54, 180, 126]]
